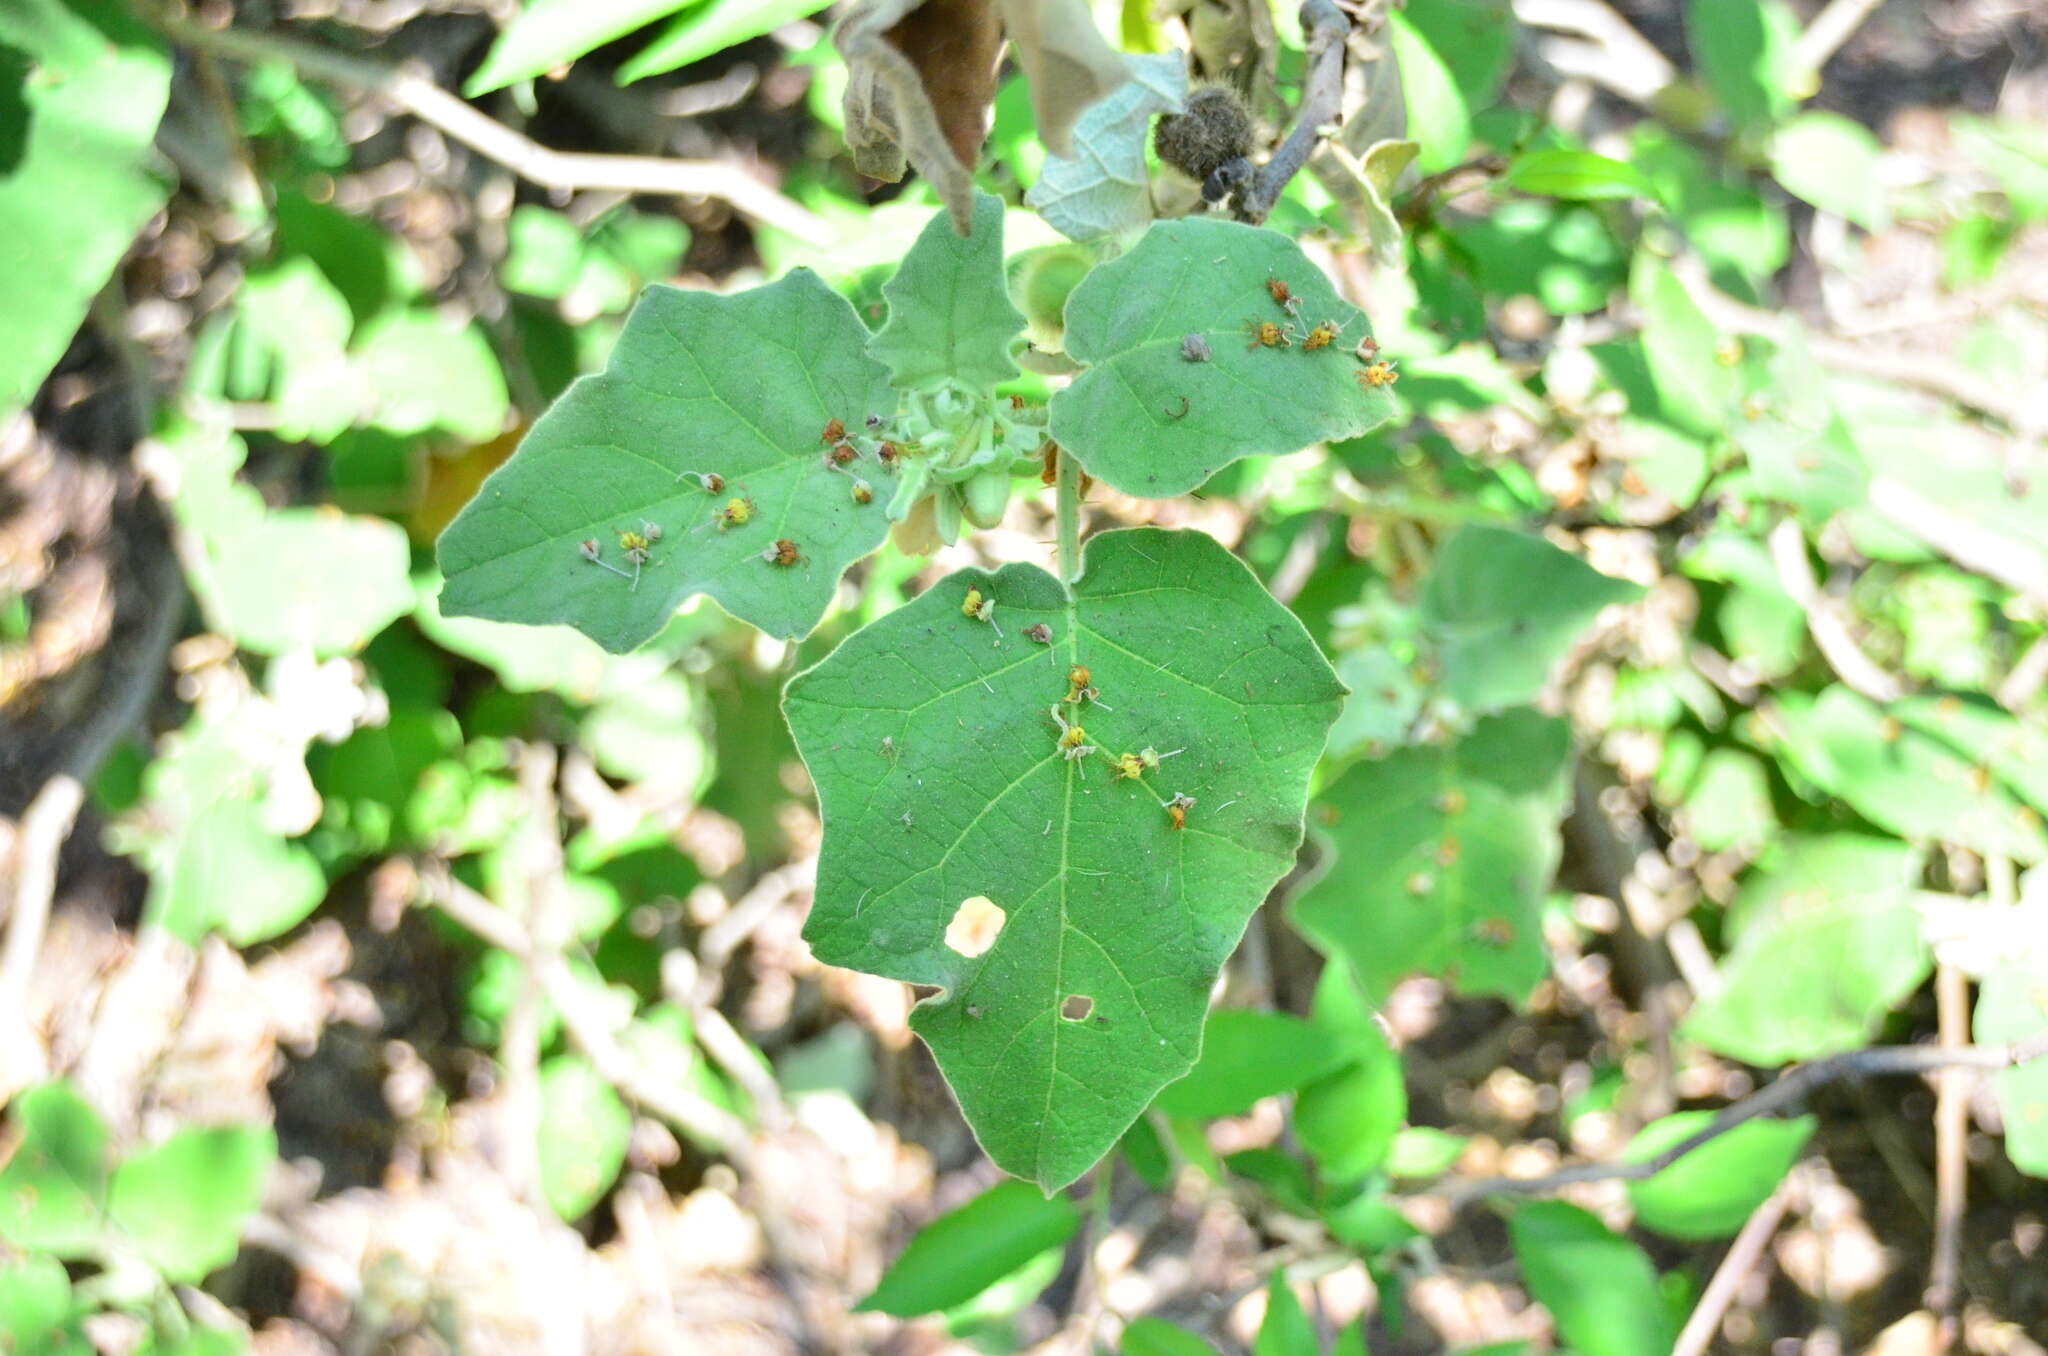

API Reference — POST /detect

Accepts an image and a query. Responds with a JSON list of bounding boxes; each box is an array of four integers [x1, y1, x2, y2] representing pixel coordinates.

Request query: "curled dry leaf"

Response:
[[993, 0, 1129, 155], [839, 0, 1003, 233]]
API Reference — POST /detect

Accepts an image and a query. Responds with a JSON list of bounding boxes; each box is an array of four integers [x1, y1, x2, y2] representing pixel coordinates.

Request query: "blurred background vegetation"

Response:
[[2, 0, 2047, 1352]]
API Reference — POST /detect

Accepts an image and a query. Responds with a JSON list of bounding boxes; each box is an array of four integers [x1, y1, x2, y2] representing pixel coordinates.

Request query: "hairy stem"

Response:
[[1055, 445, 1083, 585]]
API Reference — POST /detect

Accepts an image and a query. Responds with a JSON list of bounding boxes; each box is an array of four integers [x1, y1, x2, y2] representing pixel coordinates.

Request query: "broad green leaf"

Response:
[[616, 0, 835, 85], [158, 419, 413, 657], [1770, 113, 1888, 229], [154, 799, 328, 946], [108, 1125, 275, 1282], [1893, 693, 2048, 819], [1388, 10, 1470, 174], [1684, 888, 1933, 1064], [869, 193, 1025, 392], [1624, 1113, 1813, 1239], [1975, 961, 2048, 1176], [1049, 219, 1393, 498], [856, 1181, 1080, 1316], [1773, 687, 2048, 863], [1953, 116, 2048, 221], [352, 310, 510, 441], [0, 1254, 82, 1348], [1025, 54, 1186, 243], [1446, 200, 1626, 316], [1509, 1202, 1673, 1356], [1419, 526, 1643, 710], [0, 0, 170, 414], [1685, 0, 1800, 135], [1730, 331, 1867, 516], [1403, 0, 1516, 110], [1295, 1020, 1406, 1183], [227, 259, 357, 442], [1726, 833, 1923, 941], [785, 528, 1344, 1188], [536, 1055, 631, 1221], [464, 0, 690, 96], [1631, 126, 1789, 287], [1632, 258, 1738, 436], [1253, 1274, 1317, 1356], [437, 268, 898, 650], [1152, 1010, 1349, 1119], [136, 1325, 247, 1356], [0, 1082, 111, 1257], [1680, 748, 1774, 853], [1294, 709, 1570, 1005], [1505, 149, 1657, 202], [1122, 1318, 1220, 1356]]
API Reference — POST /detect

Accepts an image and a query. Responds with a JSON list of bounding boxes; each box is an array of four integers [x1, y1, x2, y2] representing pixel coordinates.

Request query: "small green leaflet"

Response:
[[437, 269, 897, 650], [1049, 219, 1395, 499], [785, 529, 1344, 1189], [869, 192, 1024, 391]]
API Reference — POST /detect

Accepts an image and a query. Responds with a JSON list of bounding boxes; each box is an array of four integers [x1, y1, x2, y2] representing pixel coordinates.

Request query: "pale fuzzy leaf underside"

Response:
[[1025, 53, 1188, 243], [1050, 218, 1396, 499], [436, 269, 899, 650], [785, 528, 1344, 1188], [869, 191, 1026, 391]]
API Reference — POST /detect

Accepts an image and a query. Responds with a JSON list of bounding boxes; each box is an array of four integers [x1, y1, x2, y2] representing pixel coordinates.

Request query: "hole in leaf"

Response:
[[1061, 994, 1094, 1021], [944, 896, 1005, 957]]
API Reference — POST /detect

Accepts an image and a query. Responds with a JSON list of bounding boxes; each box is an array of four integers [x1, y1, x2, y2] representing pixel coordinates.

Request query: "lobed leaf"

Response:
[[785, 528, 1343, 1188], [869, 192, 1025, 391], [1050, 219, 1394, 499], [437, 269, 898, 650]]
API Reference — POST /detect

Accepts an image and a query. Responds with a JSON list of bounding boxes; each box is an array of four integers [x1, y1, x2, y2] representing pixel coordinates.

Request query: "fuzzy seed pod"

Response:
[[1153, 85, 1255, 185]]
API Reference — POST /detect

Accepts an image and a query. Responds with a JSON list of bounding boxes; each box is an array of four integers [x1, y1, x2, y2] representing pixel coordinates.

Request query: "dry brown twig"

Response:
[[1765, 518, 1905, 704], [1235, 0, 1351, 223], [1671, 1181, 1794, 1356], [152, 14, 831, 247]]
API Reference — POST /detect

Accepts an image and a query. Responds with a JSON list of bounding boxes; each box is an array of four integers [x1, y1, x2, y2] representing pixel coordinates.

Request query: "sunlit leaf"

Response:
[[1025, 54, 1186, 243], [786, 529, 1343, 1188], [1050, 219, 1393, 499], [438, 269, 898, 649], [1509, 1201, 1674, 1356], [109, 1125, 276, 1282], [465, 0, 690, 96], [537, 1055, 631, 1221], [1624, 1113, 1813, 1239], [856, 1181, 1079, 1316]]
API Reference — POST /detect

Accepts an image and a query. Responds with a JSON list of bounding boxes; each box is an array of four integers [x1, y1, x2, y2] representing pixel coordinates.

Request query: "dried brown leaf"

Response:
[[994, 0, 1129, 154]]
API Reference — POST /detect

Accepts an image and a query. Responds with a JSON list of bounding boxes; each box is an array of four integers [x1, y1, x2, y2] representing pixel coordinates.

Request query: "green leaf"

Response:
[[352, 310, 510, 440], [0, 1254, 81, 1347], [1386, 1126, 1468, 1178], [1508, 1201, 1674, 1356], [1632, 258, 1738, 437], [1684, 887, 1933, 1064], [1419, 526, 1643, 711], [1152, 1010, 1349, 1119], [0, 0, 170, 414], [1025, 54, 1186, 243], [1253, 1274, 1317, 1356], [1773, 687, 2048, 863], [0, 1083, 111, 1257], [1680, 748, 1774, 853], [1293, 709, 1571, 1005], [437, 268, 898, 649], [1122, 1318, 1221, 1356], [1446, 200, 1626, 316], [1505, 149, 1657, 203], [856, 1181, 1080, 1316], [869, 193, 1025, 392], [1624, 1113, 1813, 1239], [1725, 833, 1923, 941], [1295, 1018, 1406, 1183], [1050, 219, 1393, 499], [1685, 0, 1800, 135], [158, 420, 413, 657], [615, 0, 835, 85], [536, 1055, 631, 1221], [1402, 0, 1516, 110], [1975, 960, 2048, 1176], [464, 0, 690, 96], [1730, 331, 1868, 515], [225, 259, 357, 442], [1770, 113, 1888, 230], [785, 528, 1344, 1189], [108, 1125, 275, 1282], [153, 799, 328, 946], [1892, 693, 2048, 824], [1387, 10, 1470, 174]]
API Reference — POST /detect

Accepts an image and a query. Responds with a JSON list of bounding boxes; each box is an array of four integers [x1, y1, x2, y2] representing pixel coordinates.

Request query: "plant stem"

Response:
[[1055, 445, 1082, 586]]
